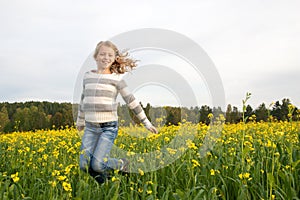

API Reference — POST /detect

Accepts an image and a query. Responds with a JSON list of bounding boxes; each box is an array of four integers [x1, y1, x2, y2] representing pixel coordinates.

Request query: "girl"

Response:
[[77, 41, 157, 183]]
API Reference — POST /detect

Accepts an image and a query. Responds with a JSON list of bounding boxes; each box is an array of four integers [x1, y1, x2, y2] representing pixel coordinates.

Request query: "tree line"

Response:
[[0, 98, 298, 133], [0, 101, 74, 133]]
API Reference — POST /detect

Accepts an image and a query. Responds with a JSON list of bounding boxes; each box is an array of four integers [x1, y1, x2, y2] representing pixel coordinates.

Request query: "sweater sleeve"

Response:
[[117, 79, 152, 128], [76, 79, 85, 127]]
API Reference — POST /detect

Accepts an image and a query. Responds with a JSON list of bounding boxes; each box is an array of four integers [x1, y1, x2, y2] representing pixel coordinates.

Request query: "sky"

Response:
[[1, 0, 299, 110]]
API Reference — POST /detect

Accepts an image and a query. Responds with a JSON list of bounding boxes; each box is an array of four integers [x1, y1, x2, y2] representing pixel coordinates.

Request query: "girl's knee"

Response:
[[91, 159, 106, 173]]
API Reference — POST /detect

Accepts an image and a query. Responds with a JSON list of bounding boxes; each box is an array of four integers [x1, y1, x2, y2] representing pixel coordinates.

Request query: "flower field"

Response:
[[0, 120, 299, 200]]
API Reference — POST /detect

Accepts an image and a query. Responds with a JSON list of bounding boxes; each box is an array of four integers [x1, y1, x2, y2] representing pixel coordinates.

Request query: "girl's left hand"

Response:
[[147, 125, 158, 134]]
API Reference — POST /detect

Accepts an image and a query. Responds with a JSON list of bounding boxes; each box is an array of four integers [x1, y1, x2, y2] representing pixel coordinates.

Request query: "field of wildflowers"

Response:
[[0, 115, 299, 200]]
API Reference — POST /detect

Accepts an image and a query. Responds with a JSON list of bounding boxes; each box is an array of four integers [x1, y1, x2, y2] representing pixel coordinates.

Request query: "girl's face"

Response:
[[95, 45, 116, 71]]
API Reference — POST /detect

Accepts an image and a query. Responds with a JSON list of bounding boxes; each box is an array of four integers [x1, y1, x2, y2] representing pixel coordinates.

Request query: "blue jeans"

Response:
[[79, 121, 121, 173]]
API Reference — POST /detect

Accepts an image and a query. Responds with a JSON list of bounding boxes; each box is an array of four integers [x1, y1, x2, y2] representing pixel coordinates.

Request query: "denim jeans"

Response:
[[79, 121, 121, 173]]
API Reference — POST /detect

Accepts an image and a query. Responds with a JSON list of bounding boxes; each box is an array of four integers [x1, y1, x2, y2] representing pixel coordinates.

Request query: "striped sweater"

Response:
[[76, 70, 152, 128]]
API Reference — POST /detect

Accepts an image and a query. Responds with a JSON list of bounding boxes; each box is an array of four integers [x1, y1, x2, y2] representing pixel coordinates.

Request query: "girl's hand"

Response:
[[147, 125, 158, 134], [77, 126, 84, 131]]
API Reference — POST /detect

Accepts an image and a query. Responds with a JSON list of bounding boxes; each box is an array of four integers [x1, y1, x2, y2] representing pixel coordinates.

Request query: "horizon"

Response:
[[1, 96, 298, 111]]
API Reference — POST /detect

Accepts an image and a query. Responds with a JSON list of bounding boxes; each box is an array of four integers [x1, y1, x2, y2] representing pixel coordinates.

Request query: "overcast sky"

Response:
[[1, 0, 299, 110]]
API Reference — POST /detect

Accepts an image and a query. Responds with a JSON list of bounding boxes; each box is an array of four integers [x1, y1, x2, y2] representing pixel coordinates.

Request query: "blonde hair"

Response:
[[93, 41, 138, 74]]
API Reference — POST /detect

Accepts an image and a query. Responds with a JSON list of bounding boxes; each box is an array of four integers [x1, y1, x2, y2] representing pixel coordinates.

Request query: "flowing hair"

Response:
[[93, 41, 138, 74]]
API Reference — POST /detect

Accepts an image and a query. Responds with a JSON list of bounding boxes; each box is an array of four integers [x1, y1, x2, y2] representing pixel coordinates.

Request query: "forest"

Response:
[[0, 98, 298, 133]]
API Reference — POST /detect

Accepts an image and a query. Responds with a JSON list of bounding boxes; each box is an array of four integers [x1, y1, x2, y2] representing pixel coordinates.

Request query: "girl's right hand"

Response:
[[77, 126, 84, 131]]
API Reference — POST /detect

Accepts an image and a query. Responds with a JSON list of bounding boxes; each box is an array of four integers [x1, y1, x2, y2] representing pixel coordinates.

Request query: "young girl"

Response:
[[77, 41, 157, 183]]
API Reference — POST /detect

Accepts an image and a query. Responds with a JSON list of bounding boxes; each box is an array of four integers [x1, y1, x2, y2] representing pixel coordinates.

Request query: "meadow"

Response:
[[0, 116, 299, 200]]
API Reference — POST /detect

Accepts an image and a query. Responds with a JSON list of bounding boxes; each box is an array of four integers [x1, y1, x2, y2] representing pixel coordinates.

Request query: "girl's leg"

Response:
[[91, 121, 121, 172], [79, 123, 99, 172]]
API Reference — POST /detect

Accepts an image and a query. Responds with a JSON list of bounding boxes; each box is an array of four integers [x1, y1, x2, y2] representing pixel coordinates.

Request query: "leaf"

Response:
[[111, 181, 120, 200], [292, 159, 300, 168], [193, 189, 206, 199], [267, 173, 275, 186], [174, 189, 185, 199]]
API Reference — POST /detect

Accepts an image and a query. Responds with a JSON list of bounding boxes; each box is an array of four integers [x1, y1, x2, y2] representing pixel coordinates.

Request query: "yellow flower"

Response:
[[25, 147, 30, 152], [288, 104, 295, 110], [49, 180, 57, 187], [276, 131, 284, 136], [191, 159, 200, 168], [164, 137, 170, 142], [210, 169, 215, 176], [52, 170, 60, 177], [147, 190, 153, 194], [243, 172, 250, 179], [218, 114, 226, 121], [138, 168, 144, 176], [64, 164, 74, 175], [166, 148, 177, 155], [42, 154, 48, 160], [146, 181, 153, 185], [244, 141, 252, 147], [62, 182, 72, 192], [186, 139, 198, 150], [112, 176, 119, 182], [138, 188, 143, 193], [11, 172, 20, 183], [238, 173, 243, 179], [57, 175, 66, 181], [265, 140, 276, 148], [238, 172, 251, 180], [127, 151, 136, 156], [53, 150, 59, 159], [223, 165, 229, 170]]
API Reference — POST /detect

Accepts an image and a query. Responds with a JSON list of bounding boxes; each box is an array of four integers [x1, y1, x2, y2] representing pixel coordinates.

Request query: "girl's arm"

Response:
[[118, 80, 157, 133], [76, 82, 85, 131]]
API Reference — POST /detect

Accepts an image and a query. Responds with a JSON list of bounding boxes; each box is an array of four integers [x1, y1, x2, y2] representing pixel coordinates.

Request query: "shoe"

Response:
[[88, 167, 111, 184], [120, 158, 130, 173]]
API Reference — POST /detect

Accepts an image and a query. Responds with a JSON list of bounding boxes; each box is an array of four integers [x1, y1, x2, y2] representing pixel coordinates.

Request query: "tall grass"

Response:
[[0, 120, 299, 199]]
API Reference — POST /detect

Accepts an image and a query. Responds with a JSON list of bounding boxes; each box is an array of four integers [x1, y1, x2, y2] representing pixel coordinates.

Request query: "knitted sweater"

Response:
[[76, 70, 152, 128]]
